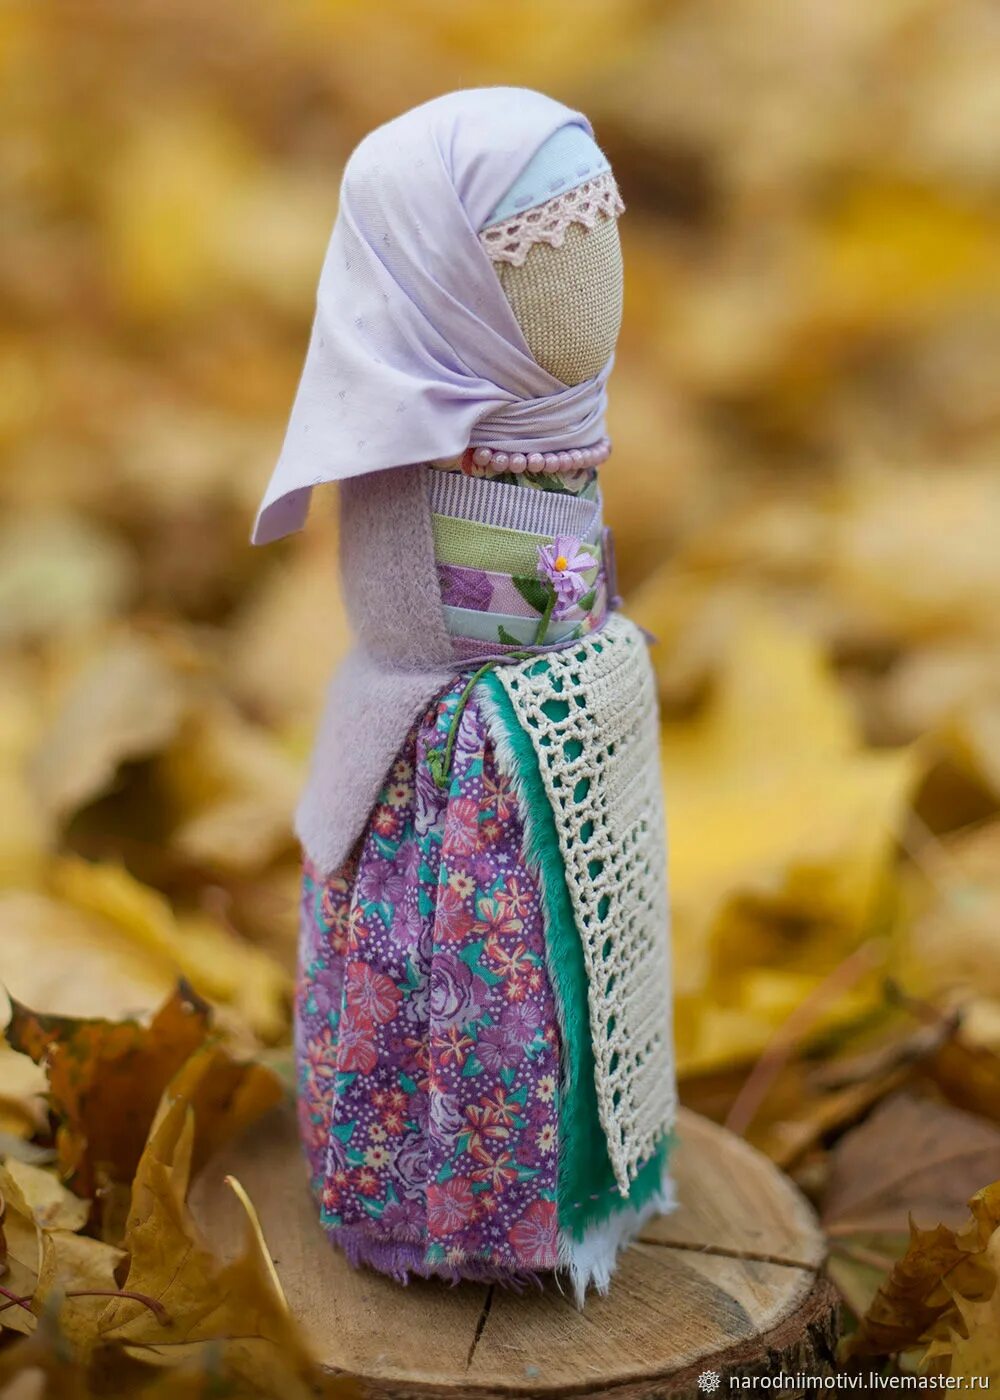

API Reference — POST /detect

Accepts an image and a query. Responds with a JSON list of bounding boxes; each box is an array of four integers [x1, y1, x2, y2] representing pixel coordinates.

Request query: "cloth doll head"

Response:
[[253, 88, 622, 545], [479, 123, 623, 388]]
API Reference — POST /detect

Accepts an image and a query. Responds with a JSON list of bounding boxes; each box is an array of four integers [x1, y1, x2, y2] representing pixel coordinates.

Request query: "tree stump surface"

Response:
[[190, 1104, 838, 1399]]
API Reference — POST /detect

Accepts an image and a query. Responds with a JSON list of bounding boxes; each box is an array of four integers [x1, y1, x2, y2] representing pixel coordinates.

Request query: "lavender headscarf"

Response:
[[253, 87, 609, 545], [259, 89, 618, 874]]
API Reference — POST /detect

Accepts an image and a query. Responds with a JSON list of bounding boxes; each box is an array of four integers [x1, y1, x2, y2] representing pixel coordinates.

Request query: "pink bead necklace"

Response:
[[461, 436, 612, 475]]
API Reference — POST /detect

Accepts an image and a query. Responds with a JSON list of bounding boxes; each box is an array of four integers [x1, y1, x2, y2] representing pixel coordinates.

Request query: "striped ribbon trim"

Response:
[[427, 469, 602, 541], [442, 604, 581, 647]]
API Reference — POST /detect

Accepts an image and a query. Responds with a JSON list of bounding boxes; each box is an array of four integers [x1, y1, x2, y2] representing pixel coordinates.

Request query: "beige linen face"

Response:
[[495, 214, 623, 387]]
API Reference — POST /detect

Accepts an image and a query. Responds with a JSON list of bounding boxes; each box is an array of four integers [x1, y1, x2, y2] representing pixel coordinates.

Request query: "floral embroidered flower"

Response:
[[485, 937, 531, 980], [304, 1025, 338, 1076], [345, 961, 402, 1026], [381, 1198, 423, 1241], [536, 1124, 556, 1155], [555, 467, 591, 493], [427, 1176, 476, 1234], [337, 1014, 378, 1073], [495, 876, 532, 920], [433, 1026, 476, 1068], [500, 1000, 541, 1046], [447, 870, 475, 898], [471, 1150, 518, 1190], [507, 1199, 557, 1267], [321, 881, 349, 930], [429, 952, 488, 1025], [372, 805, 399, 838], [386, 780, 413, 808], [460, 452, 497, 480], [480, 1087, 522, 1126], [436, 887, 475, 944], [477, 1023, 524, 1073], [364, 1144, 393, 1169], [482, 771, 515, 822], [398, 840, 422, 883], [357, 858, 406, 908], [442, 797, 480, 857], [472, 896, 523, 939], [536, 1074, 556, 1103], [300, 1105, 329, 1156], [536, 534, 593, 617], [461, 1103, 510, 1161], [304, 965, 342, 1020], [394, 901, 424, 950], [343, 906, 369, 954], [325, 913, 352, 960], [392, 758, 414, 782]]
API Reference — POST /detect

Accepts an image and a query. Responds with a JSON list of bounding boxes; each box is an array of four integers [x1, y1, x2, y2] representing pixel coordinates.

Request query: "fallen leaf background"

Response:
[[3, 0, 1000, 1390]]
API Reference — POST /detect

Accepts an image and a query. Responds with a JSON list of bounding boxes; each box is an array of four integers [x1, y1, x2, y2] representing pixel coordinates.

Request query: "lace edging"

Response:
[[479, 171, 624, 267]]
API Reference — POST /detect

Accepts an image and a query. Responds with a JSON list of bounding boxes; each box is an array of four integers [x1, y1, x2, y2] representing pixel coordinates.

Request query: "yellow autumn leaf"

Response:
[[0, 890, 173, 1020], [29, 634, 188, 824], [0, 1046, 47, 1139], [831, 466, 1000, 645], [813, 181, 1000, 332], [662, 610, 918, 1073], [0, 1160, 89, 1234], [0, 661, 51, 887], [0, 1205, 39, 1339], [101, 106, 257, 322], [33, 1230, 127, 1362], [50, 859, 291, 1043], [0, 513, 132, 650], [225, 524, 350, 737], [928, 1226, 1000, 1383], [904, 822, 1000, 1010], [158, 697, 303, 877], [98, 1095, 311, 1384]]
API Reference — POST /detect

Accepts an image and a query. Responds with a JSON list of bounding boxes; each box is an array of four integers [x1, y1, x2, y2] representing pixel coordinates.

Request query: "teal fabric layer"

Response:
[[477, 669, 672, 1241]]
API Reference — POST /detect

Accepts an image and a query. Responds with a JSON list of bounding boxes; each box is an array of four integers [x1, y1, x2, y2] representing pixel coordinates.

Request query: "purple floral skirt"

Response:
[[294, 679, 564, 1282]]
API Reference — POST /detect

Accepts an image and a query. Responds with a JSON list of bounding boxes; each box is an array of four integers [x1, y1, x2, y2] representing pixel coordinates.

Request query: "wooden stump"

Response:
[[190, 1104, 838, 1399]]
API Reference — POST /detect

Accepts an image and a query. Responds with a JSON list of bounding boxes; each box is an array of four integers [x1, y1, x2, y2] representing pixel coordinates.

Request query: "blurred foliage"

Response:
[[3, 0, 1000, 1390]]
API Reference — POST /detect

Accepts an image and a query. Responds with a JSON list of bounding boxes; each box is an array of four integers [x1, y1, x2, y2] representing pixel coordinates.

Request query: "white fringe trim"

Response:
[[557, 1166, 678, 1308]]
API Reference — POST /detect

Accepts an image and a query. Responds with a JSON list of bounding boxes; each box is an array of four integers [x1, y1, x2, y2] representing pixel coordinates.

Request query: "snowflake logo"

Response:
[[698, 1371, 722, 1394]]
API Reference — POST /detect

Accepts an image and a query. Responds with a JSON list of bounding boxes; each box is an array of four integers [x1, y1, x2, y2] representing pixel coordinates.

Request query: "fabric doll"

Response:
[[254, 88, 677, 1303]]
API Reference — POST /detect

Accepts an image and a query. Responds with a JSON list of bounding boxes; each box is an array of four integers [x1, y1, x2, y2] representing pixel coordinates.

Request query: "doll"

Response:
[[254, 88, 676, 1303]]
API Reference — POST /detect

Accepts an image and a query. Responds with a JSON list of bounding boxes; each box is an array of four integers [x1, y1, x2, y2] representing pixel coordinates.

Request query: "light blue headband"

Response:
[[482, 125, 611, 229]]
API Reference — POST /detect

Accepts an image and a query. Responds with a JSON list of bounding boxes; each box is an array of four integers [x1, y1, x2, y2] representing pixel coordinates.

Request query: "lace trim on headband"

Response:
[[479, 171, 624, 268]]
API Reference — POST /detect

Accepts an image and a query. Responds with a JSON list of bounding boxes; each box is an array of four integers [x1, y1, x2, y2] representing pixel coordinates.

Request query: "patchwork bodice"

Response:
[[427, 458, 611, 662]]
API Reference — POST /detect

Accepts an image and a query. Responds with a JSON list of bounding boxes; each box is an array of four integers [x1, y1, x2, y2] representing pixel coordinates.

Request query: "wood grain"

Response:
[[189, 1104, 838, 1399]]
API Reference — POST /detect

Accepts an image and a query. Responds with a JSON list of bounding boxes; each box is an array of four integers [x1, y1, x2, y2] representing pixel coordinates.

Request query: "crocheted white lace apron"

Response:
[[493, 613, 675, 1192]]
